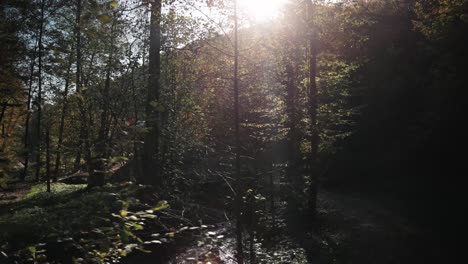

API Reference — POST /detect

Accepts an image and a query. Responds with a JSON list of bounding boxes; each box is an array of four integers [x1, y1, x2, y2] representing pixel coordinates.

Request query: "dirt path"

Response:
[[300, 190, 442, 264]]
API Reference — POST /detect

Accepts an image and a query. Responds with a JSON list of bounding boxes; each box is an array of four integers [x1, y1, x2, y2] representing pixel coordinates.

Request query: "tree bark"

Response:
[[142, 0, 162, 185], [34, 0, 45, 182], [74, 0, 88, 175], [0, 103, 6, 127], [233, 1, 244, 263], [284, 61, 300, 186], [75, 0, 82, 95], [307, 0, 319, 217], [54, 50, 73, 182], [89, 15, 117, 187], [46, 122, 50, 192], [21, 41, 38, 181]]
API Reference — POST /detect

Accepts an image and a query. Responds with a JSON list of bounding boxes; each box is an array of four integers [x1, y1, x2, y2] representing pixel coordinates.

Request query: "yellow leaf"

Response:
[[110, 1, 118, 8], [120, 210, 128, 217]]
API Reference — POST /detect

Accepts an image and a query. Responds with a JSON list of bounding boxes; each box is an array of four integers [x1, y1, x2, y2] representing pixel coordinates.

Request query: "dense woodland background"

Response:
[[0, 0, 465, 263]]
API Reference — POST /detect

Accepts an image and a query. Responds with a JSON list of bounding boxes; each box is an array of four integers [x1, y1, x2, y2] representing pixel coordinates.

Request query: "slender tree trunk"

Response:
[[54, 51, 73, 181], [89, 17, 116, 187], [73, 148, 81, 172], [130, 62, 142, 178], [269, 165, 276, 229], [74, 0, 87, 175], [85, 104, 93, 173], [75, 0, 82, 94], [21, 42, 38, 181], [0, 103, 6, 127], [46, 122, 50, 192], [307, 0, 319, 217], [98, 16, 115, 150], [142, 0, 162, 185], [249, 225, 255, 264], [35, 0, 45, 182], [284, 62, 300, 185], [233, 1, 244, 263]]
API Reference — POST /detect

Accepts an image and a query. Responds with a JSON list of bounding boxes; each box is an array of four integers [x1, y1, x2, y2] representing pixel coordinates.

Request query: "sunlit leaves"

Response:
[[120, 209, 128, 217], [110, 1, 118, 8], [153, 200, 170, 211]]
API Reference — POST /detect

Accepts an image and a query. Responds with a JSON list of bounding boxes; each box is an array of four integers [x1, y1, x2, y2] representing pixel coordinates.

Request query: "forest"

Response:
[[0, 0, 465, 263]]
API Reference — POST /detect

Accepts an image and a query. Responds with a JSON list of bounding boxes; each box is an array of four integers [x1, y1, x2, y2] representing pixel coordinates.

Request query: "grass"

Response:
[[1, 183, 117, 249], [25, 183, 87, 199], [0, 182, 164, 263]]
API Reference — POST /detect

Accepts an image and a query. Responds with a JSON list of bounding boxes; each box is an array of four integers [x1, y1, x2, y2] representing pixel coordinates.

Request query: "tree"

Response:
[[142, 0, 162, 185], [232, 1, 244, 262], [54, 50, 73, 182], [34, 0, 46, 182], [307, 0, 319, 216]]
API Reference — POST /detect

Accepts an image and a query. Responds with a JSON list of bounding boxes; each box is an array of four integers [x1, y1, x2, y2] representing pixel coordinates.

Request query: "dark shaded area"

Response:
[[320, 2, 467, 261]]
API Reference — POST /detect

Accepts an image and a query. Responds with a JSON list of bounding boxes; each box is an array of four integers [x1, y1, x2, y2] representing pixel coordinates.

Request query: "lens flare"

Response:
[[239, 0, 288, 22]]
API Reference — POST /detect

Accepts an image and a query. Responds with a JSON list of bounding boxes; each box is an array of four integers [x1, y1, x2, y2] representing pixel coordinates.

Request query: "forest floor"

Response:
[[0, 181, 31, 206], [0, 180, 443, 264], [294, 189, 442, 264]]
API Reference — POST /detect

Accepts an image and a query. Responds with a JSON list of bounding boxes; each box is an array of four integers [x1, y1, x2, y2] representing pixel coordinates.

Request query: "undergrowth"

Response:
[[0, 182, 177, 264]]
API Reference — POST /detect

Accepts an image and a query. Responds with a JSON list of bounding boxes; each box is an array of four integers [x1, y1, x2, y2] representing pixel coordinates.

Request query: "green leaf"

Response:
[[125, 222, 144, 230], [27, 246, 36, 254], [135, 247, 151, 253], [28, 246, 36, 259], [149, 100, 158, 108], [120, 229, 129, 243], [153, 200, 169, 211], [97, 14, 112, 24]]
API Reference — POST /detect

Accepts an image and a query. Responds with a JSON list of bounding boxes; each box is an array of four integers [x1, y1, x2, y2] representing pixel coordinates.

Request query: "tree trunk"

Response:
[[0, 103, 6, 127], [233, 1, 244, 263], [130, 61, 143, 179], [74, 0, 88, 175], [75, 0, 82, 94], [21, 41, 38, 181], [89, 16, 116, 188], [284, 61, 300, 187], [54, 51, 73, 182], [307, 0, 319, 217], [142, 0, 162, 185], [34, 0, 45, 182], [46, 122, 50, 192], [73, 148, 81, 172]]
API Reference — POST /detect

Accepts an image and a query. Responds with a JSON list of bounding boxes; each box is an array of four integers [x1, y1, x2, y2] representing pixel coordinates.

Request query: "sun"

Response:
[[238, 0, 288, 22]]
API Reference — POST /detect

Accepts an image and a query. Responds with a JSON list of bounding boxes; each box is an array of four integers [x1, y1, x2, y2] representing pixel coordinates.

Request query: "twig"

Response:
[[212, 170, 236, 196]]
